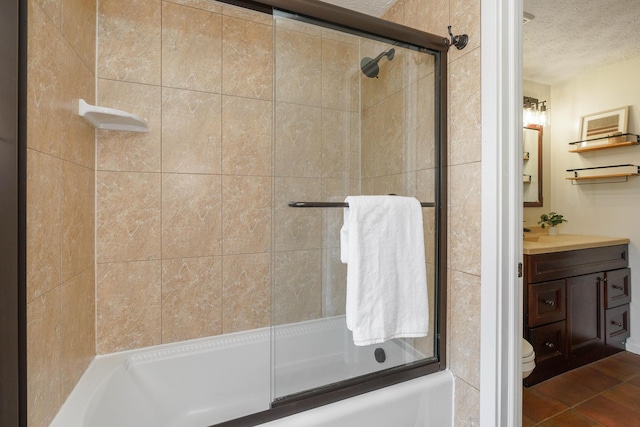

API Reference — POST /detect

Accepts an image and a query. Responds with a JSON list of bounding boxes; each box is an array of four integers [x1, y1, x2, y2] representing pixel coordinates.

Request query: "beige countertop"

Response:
[[523, 231, 630, 255]]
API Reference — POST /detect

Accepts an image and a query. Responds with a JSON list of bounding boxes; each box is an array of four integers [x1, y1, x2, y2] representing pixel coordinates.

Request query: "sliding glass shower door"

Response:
[[271, 9, 441, 404]]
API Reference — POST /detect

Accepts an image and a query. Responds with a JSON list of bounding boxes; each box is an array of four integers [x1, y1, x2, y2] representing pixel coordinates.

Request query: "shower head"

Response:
[[360, 48, 395, 79]]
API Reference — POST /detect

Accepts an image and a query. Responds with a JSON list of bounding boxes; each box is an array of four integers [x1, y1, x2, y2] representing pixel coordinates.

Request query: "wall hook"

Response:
[[444, 25, 468, 50]]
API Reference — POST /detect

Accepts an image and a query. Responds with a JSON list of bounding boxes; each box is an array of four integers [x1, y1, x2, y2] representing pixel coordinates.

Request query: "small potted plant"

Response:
[[538, 212, 568, 236]]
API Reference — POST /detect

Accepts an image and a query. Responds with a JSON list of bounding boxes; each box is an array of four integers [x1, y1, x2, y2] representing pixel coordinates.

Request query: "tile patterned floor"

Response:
[[523, 351, 640, 426]]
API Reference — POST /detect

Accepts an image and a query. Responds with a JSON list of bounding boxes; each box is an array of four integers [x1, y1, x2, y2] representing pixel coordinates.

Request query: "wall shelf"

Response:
[[566, 164, 639, 183], [566, 173, 637, 181], [567, 134, 639, 184], [568, 133, 639, 153], [78, 99, 148, 132]]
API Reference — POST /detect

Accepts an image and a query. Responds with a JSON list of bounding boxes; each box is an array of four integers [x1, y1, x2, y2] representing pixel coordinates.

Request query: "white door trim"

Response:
[[479, 0, 523, 425]]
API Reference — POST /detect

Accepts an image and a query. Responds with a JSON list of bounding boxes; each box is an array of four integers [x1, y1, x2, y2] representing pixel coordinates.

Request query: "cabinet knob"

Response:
[[611, 320, 623, 328], [612, 284, 624, 291], [543, 299, 555, 306], [545, 342, 555, 349]]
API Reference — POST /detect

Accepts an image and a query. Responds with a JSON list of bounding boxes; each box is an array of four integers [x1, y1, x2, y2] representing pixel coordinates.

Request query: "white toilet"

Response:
[[522, 338, 536, 378]]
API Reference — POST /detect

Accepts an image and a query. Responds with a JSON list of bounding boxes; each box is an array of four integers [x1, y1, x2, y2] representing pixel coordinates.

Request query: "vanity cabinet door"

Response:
[[566, 273, 604, 354]]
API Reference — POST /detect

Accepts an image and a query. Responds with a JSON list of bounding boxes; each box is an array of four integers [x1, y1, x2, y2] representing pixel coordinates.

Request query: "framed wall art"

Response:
[[579, 106, 629, 141]]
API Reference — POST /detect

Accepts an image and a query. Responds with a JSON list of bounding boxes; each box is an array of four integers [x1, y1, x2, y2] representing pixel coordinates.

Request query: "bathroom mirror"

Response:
[[523, 125, 543, 207]]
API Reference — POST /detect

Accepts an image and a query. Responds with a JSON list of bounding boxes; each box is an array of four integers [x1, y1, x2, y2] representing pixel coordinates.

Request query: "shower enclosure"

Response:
[[250, 2, 447, 422], [269, 8, 445, 407], [27, 0, 450, 425]]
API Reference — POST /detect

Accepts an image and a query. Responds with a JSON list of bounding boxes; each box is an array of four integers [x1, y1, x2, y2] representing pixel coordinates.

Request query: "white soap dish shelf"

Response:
[[78, 99, 148, 133]]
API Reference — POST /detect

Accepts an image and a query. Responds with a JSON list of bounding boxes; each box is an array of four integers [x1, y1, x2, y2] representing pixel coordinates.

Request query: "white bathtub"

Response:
[[52, 316, 453, 426]]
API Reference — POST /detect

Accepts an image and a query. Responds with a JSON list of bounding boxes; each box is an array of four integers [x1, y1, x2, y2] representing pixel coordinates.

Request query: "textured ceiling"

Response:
[[323, 0, 640, 85], [524, 0, 640, 85], [322, 0, 640, 86]]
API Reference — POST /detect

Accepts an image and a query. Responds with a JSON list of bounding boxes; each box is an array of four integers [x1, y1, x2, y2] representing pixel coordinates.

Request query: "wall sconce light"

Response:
[[523, 96, 549, 126], [539, 101, 548, 126]]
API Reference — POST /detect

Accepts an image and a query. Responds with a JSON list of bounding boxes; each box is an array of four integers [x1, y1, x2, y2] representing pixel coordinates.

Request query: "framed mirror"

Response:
[[523, 125, 543, 207]]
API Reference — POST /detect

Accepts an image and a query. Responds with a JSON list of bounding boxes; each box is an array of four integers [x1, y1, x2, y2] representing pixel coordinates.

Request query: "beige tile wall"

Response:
[[384, 0, 482, 425], [26, 0, 96, 425], [268, 19, 360, 324], [95, 0, 444, 359], [95, 0, 443, 353], [96, 1, 276, 353], [94, 2, 374, 352]]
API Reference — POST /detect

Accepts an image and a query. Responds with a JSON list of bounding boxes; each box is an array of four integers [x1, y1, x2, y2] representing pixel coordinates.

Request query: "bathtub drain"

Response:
[[374, 347, 386, 363]]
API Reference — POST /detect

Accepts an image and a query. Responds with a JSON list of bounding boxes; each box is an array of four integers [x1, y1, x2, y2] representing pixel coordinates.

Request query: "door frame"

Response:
[[480, 0, 523, 425]]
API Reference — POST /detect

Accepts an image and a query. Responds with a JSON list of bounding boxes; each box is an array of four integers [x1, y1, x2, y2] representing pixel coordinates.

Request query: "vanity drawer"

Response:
[[528, 280, 566, 327], [530, 321, 566, 364], [605, 304, 630, 348], [604, 268, 631, 309]]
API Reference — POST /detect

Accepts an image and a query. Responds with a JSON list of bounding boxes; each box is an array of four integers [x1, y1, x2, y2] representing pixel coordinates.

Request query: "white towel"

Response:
[[340, 195, 429, 346]]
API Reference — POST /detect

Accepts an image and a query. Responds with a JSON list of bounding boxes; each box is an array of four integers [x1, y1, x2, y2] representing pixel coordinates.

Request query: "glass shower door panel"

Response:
[[271, 10, 439, 403]]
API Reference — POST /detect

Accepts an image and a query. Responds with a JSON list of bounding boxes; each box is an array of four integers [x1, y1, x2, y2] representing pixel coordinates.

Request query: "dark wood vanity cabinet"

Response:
[[523, 244, 631, 386]]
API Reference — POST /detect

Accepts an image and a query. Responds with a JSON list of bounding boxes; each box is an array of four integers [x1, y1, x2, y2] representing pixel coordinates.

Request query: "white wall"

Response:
[[523, 80, 551, 225], [549, 54, 640, 353]]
